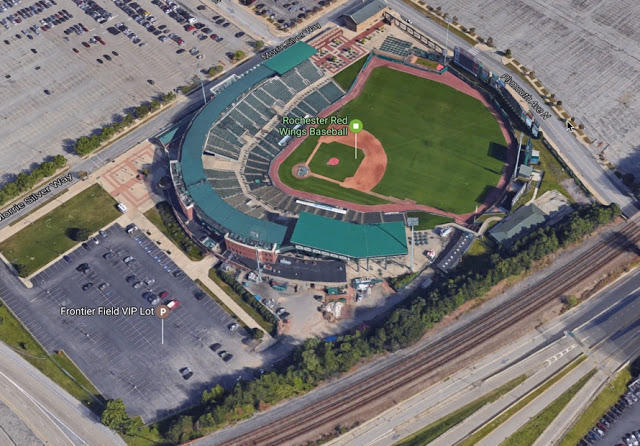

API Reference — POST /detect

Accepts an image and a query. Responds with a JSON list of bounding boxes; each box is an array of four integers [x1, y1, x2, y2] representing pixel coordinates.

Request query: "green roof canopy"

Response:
[[179, 64, 288, 247], [290, 212, 408, 259], [264, 42, 317, 75]]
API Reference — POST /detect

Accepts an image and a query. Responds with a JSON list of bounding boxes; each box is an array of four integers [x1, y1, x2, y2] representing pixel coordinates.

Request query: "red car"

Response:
[[166, 300, 180, 310], [184, 24, 195, 32], [82, 41, 90, 48], [72, 47, 79, 53], [159, 291, 169, 299], [95, 35, 106, 45], [209, 33, 218, 40]]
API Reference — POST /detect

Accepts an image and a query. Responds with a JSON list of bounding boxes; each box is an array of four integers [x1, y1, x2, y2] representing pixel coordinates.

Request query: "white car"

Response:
[[116, 203, 127, 213], [228, 323, 239, 331], [91, 237, 100, 245]]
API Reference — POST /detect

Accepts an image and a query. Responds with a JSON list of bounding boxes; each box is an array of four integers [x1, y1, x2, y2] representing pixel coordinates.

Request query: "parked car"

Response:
[[159, 290, 169, 299], [228, 323, 239, 331], [179, 367, 193, 380], [167, 300, 180, 309], [126, 275, 137, 284], [98, 282, 109, 291], [103, 252, 114, 260], [194, 291, 206, 301], [209, 343, 221, 352], [82, 282, 93, 291], [76, 263, 90, 272]]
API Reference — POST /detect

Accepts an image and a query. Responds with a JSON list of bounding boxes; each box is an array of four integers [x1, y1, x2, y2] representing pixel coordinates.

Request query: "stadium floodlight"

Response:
[[444, 17, 452, 64], [408, 217, 419, 272], [196, 56, 207, 106]]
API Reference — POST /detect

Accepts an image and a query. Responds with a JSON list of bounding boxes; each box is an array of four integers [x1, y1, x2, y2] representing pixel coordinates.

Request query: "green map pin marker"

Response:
[[349, 119, 363, 134]]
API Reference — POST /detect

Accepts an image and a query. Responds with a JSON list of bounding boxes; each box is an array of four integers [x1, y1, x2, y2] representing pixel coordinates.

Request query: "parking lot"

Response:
[[0, 0, 255, 181], [0, 223, 262, 422], [589, 382, 640, 446], [249, 0, 322, 31]]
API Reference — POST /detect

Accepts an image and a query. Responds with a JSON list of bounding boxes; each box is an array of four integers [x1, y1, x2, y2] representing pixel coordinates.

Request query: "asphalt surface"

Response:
[[0, 223, 261, 422], [0, 341, 124, 445], [385, 0, 639, 216], [0, 0, 360, 229]]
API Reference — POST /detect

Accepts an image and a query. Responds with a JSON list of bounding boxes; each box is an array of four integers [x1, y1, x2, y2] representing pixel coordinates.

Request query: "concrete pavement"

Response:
[[0, 342, 124, 446]]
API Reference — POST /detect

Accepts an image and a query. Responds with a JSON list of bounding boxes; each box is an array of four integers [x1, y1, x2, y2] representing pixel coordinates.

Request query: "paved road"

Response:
[[0, 342, 124, 446], [328, 267, 640, 446], [386, 0, 638, 216]]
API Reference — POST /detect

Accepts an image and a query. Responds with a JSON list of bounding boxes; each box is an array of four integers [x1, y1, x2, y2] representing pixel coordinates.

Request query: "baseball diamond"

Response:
[[273, 57, 516, 220]]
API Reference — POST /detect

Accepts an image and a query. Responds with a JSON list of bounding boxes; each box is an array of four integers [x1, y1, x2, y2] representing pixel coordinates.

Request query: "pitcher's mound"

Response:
[[328, 157, 340, 166]]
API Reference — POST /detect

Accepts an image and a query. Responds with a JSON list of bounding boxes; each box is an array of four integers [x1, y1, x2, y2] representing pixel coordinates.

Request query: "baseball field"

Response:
[[277, 65, 509, 215]]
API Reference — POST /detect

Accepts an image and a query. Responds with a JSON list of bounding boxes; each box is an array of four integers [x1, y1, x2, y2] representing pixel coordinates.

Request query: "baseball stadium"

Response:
[[170, 34, 516, 268]]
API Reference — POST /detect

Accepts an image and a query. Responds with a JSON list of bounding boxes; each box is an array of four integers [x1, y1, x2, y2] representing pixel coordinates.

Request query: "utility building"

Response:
[[342, 0, 388, 32]]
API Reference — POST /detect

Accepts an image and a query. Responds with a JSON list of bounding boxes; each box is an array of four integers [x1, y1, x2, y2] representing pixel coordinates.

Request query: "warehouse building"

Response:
[[342, 0, 388, 32]]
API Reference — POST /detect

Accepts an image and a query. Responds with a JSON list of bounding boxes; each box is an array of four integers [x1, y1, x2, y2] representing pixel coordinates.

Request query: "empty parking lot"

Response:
[[0, 223, 262, 422]]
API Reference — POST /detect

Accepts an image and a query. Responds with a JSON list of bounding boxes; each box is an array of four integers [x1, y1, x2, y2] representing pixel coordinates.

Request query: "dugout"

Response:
[[290, 212, 408, 270]]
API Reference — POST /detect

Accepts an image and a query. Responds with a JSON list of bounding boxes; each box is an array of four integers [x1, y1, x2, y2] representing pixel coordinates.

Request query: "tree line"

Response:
[[74, 92, 176, 156], [0, 155, 67, 206], [117, 203, 620, 444]]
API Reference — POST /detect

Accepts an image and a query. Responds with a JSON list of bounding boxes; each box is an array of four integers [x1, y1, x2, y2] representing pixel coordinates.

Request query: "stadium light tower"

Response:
[[408, 217, 419, 272], [196, 55, 207, 106], [443, 17, 452, 64]]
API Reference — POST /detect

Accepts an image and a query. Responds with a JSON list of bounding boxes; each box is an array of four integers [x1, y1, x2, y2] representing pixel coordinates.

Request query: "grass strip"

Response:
[[415, 58, 441, 69], [501, 369, 597, 446], [0, 183, 120, 274], [406, 212, 453, 231], [195, 279, 247, 329], [208, 269, 276, 335], [394, 374, 527, 446], [332, 55, 368, 91], [144, 202, 204, 261], [559, 366, 633, 446], [0, 301, 104, 412], [460, 355, 586, 446], [9, 189, 69, 227]]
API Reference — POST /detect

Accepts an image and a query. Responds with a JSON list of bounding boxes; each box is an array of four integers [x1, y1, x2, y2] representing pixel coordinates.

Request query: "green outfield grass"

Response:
[[279, 67, 507, 214], [277, 122, 388, 206], [308, 142, 364, 182]]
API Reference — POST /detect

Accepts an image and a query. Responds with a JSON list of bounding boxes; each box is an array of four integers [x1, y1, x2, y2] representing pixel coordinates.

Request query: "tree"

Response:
[[252, 327, 264, 340], [71, 227, 90, 241], [202, 384, 226, 405], [254, 40, 264, 50], [550, 93, 556, 100], [149, 99, 161, 112], [504, 48, 511, 57], [233, 50, 245, 61], [167, 416, 194, 444], [135, 105, 150, 119], [208, 67, 217, 76], [528, 70, 535, 78], [565, 295, 578, 308], [469, 27, 476, 34], [101, 399, 135, 433], [556, 100, 563, 106], [53, 155, 67, 168], [622, 173, 635, 187], [14, 263, 31, 278], [486, 36, 494, 47], [578, 123, 585, 130], [452, 16, 458, 24]]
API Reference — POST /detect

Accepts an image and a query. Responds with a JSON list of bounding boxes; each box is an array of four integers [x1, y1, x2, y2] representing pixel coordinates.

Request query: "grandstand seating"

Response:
[[304, 91, 330, 114], [296, 60, 324, 85], [245, 94, 274, 120], [218, 116, 245, 138], [236, 101, 269, 128], [263, 78, 294, 103], [296, 101, 316, 116], [253, 88, 277, 107], [228, 110, 259, 135], [280, 69, 307, 93], [251, 146, 275, 161], [318, 81, 344, 103]]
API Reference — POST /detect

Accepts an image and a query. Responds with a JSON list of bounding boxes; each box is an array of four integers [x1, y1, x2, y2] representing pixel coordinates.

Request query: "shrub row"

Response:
[[133, 203, 620, 443], [213, 270, 278, 330], [74, 92, 176, 156], [0, 155, 67, 206]]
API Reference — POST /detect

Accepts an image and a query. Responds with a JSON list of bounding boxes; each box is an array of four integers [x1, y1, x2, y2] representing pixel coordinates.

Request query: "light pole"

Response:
[[443, 17, 452, 64], [407, 217, 419, 272], [196, 55, 207, 106]]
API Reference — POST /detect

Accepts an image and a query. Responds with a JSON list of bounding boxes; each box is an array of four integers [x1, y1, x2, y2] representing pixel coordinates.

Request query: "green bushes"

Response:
[[144, 202, 204, 261], [74, 93, 176, 156], [213, 270, 278, 331], [388, 272, 419, 291], [144, 203, 620, 442], [0, 155, 67, 206]]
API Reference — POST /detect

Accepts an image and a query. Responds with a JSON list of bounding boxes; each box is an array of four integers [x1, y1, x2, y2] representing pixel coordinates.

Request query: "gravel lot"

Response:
[[0, 0, 254, 183]]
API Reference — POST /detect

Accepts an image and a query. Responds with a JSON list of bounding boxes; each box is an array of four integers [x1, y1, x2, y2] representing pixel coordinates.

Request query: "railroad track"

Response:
[[222, 220, 640, 446]]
